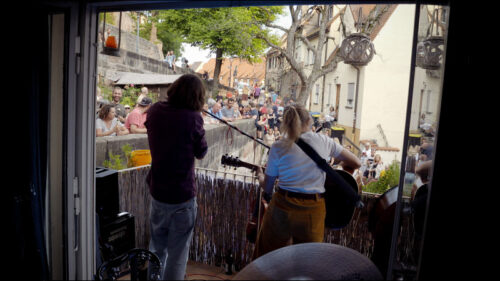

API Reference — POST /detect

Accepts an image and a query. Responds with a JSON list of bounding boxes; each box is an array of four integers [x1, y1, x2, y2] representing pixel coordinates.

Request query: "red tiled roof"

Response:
[[197, 57, 266, 87]]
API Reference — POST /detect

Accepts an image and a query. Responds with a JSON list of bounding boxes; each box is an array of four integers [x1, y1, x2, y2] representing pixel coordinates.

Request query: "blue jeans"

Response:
[[149, 197, 197, 280]]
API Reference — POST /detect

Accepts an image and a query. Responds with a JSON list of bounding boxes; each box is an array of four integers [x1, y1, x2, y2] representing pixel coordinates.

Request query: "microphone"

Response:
[[315, 125, 323, 133]]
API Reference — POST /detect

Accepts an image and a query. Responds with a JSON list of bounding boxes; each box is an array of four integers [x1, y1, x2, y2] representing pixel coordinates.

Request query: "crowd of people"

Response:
[[96, 86, 152, 137], [353, 142, 385, 186], [202, 84, 304, 147]]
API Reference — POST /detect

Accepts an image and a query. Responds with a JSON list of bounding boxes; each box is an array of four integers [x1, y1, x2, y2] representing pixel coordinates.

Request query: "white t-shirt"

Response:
[[96, 118, 119, 136], [265, 131, 344, 194]]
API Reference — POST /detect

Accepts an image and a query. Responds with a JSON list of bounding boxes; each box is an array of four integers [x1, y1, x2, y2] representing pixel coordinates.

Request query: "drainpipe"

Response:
[[352, 66, 361, 138]]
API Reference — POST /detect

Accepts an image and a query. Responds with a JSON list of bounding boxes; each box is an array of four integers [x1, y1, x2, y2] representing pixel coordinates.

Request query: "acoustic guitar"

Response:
[[221, 154, 359, 230]]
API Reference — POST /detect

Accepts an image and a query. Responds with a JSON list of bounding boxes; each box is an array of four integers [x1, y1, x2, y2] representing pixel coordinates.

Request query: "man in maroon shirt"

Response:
[[144, 74, 207, 280]]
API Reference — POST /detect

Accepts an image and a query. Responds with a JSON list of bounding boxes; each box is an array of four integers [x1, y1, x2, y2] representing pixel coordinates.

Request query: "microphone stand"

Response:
[[203, 110, 270, 150]]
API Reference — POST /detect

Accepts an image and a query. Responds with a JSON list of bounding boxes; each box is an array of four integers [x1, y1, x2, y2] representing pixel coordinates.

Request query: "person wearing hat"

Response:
[[125, 97, 152, 134], [124, 104, 131, 118]]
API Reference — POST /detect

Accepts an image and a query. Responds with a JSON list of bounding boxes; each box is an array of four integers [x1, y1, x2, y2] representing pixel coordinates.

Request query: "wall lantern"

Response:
[[416, 8, 445, 70], [339, 33, 375, 66], [101, 12, 122, 57], [339, 8, 375, 66]]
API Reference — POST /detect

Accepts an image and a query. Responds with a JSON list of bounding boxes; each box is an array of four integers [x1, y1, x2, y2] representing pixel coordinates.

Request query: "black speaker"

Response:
[[96, 167, 120, 225], [99, 212, 136, 261]]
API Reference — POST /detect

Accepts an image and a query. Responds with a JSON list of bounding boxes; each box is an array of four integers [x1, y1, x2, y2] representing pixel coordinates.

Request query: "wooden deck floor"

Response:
[[114, 260, 236, 280], [185, 260, 235, 280]]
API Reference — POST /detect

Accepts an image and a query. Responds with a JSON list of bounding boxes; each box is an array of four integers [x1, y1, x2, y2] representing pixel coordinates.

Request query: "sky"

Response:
[[178, 8, 292, 67]]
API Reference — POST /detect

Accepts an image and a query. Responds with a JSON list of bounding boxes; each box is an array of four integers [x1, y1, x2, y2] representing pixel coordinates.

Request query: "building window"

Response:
[[347, 82, 355, 107], [328, 5, 333, 20]]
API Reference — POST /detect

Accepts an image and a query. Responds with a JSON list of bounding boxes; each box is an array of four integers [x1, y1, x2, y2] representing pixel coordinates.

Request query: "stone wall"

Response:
[[100, 23, 163, 60], [96, 119, 261, 171]]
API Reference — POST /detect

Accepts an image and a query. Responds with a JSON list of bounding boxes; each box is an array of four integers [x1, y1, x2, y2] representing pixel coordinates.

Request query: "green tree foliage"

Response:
[[157, 7, 283, 93], [134, 11, 184, 57]]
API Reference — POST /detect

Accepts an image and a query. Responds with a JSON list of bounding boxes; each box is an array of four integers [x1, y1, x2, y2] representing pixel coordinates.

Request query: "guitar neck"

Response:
[[221, 155, 263, 171], [238, 162, 261, 171]]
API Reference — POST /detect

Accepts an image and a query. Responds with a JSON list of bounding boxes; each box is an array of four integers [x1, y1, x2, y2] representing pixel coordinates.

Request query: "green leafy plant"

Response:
[[102, 144, 135, 170], [363, 160, 400, 194], [103, 151, 126, 170], [122, 144, 133, 167]]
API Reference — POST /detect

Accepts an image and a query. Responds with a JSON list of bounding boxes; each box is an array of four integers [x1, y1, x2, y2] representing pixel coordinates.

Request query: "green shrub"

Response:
[[102, 151, 126, 170], [363, 160, 400, 194], [102, 144, 134, 170]]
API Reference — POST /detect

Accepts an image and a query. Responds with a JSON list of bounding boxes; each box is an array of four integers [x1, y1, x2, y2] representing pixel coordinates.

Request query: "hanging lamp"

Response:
[[416, 8, 445, 70], [339, 7, 375, 66], [101, 12, 122, 57]]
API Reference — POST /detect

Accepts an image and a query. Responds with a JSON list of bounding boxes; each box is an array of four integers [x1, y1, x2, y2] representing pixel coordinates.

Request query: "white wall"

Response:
[[360, 5, 416, 161], [410, 68, 444, 132]]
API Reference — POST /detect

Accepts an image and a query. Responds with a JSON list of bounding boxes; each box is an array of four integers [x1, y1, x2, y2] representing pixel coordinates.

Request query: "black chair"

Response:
[[97, 248, 162, 281]]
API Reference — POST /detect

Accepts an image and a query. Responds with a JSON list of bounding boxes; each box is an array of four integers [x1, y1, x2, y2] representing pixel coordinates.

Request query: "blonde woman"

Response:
[[365, 154, 384, 183], [253, 105, 361, 259]]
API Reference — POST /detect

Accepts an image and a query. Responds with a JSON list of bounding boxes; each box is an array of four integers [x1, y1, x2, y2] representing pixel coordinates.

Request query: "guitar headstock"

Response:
[[221, 154, 242, 169], [221, 154, 259, 171]]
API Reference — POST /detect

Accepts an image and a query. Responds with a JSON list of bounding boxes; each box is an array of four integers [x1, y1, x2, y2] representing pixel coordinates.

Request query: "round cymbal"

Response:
[[234, 243, 382, 280]]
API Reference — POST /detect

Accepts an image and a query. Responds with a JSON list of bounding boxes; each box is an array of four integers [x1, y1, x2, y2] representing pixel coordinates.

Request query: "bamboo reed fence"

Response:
[[117, 166, 417, 272]]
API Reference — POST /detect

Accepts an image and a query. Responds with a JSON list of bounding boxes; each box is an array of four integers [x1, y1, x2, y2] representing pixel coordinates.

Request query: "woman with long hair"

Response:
[[144, 74, 208, 280], [253, 104, 361, 259], [95, 104, 129, 137]]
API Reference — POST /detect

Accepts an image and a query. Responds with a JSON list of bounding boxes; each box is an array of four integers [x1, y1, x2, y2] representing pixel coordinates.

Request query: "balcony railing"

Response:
[[116, 165, 416, 272]]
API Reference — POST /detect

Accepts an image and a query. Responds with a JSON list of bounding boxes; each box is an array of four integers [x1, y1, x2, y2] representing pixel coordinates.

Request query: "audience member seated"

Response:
[[263, 127, 275, 146], [249, 101, 259, 120], [363, 154, 383, 184], [96, 104, 129, 137], [220, 98, 241, 122], [208, 102, 223, 123], [202, 103, 216, 124], [125, 97, 152, 134], [273, 126, 281, 141]]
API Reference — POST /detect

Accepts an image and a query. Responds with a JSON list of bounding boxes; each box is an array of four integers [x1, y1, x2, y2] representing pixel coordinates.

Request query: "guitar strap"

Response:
[[296, 138, 361, 206]]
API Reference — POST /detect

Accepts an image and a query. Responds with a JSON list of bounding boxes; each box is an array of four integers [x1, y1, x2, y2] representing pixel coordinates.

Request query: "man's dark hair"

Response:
[[167, 74, 205, 111]]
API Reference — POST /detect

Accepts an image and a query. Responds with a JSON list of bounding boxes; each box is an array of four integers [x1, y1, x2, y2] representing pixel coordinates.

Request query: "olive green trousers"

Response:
[[252, 191, 326, 260]]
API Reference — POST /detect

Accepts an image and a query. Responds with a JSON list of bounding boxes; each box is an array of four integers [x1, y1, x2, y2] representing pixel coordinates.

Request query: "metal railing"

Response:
[[343, 135, 362, 157]]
